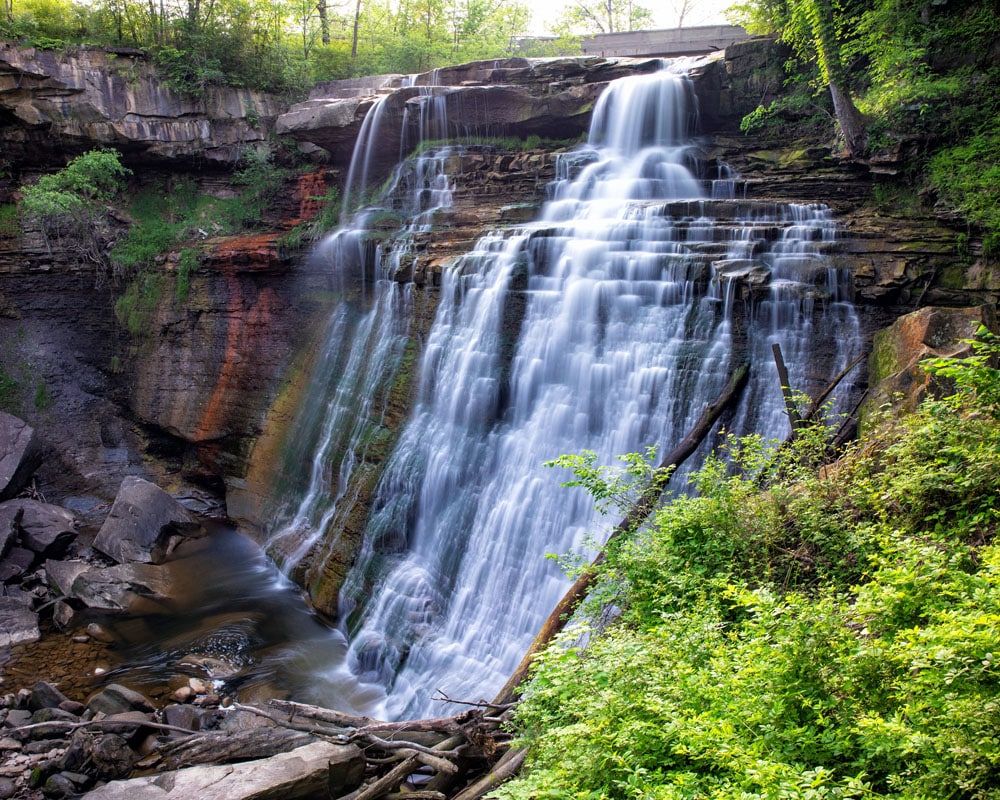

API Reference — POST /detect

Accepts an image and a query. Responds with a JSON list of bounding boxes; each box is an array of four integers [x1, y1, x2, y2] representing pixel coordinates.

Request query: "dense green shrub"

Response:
[[501, 330, 1000, 800]]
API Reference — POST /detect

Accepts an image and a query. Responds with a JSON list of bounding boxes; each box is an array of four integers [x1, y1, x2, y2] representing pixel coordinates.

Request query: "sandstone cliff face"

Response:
[[0, 43, 284, 166]]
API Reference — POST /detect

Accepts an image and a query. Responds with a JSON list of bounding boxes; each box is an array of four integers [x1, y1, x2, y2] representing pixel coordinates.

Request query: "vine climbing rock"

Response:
[[0, 412, 41, 501]]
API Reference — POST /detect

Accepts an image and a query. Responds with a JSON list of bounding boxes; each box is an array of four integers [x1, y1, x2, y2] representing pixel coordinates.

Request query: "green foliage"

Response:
[[114, 271, 163, 336], [0, 366, 19, 414], [175, 248, 199, 303], [1, 0, 538, 92], [928, 124, 1000, 259], [20, 149, 129, 224], [502, 338, 1000, 800], [32, 380, 51, 411], [0, 204, 18, 237]]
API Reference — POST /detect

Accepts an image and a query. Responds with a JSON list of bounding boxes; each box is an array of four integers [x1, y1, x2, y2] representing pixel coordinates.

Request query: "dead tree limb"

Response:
[[335, 734, 466, 800], [494, 359, 750, 706], [800, 351, 867, 425], [772, 343, 801, 437]]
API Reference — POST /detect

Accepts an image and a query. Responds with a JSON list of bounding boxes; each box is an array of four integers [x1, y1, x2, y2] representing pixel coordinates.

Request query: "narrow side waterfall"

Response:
[[331, 65, 861, 719]]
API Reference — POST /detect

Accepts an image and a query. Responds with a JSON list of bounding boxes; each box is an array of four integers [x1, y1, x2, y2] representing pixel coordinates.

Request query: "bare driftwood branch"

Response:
[[494, 359, 751, 705], [10, 718, 198, 738], [450, 746, 529, 800]]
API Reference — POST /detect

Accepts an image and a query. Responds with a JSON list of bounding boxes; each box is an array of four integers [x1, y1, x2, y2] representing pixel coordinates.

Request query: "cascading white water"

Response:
[[331, 64, 862, 719], [265, 84, 455, 577]]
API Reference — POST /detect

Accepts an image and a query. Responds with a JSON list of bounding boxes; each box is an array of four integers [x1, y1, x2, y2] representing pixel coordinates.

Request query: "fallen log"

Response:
[[494, 359, 750, 705]]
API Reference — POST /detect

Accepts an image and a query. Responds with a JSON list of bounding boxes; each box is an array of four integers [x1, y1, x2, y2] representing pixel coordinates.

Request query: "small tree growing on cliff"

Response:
[[20, 149, 130, 283]]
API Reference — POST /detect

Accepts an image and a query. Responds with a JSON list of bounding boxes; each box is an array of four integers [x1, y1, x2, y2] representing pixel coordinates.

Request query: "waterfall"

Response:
[[328, 64, 861, 719], [265, 84, 454, 578]]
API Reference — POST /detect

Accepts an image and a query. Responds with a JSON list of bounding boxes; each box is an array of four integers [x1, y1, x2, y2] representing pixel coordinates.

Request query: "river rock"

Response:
[[0, 596, 39, 647], [93, 477, 202, 565], [44, 560, 90, 597], [0, 500, 77, 558], [59, 731, 136, 779], [0, 413, 41, 502], [27, 683, 71, 713], [67, 563, 173, 613], [84, 740, 365, 800], [86, 684, 154, 716]]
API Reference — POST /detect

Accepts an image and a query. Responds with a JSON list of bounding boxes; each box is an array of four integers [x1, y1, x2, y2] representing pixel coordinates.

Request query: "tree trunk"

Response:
[[351, 0, 362, 59], [804, 0, 867, 158], [493, 360, 751, 705], [828, 80, 868, 159], [317, 0, 330, 45]]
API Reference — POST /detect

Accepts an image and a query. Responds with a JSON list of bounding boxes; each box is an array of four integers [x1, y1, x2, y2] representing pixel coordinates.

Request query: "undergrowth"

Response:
[[501, 328, 1000, 800]]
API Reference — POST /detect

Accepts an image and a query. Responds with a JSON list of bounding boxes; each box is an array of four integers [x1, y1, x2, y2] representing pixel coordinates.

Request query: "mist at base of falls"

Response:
[[258, 60, 862, 720]]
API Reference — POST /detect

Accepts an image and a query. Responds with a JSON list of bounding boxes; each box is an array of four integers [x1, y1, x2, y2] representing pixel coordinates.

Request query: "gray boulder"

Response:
[[0, 500, 77, 558], [67, 563, 173, 613], [0, 596, 39, 647], [84, 741, 364, 800], [93, 477, 202, 565], [44, 560, 91, 597], [0, 412, 41, 502], [87, 684, 155, 716]]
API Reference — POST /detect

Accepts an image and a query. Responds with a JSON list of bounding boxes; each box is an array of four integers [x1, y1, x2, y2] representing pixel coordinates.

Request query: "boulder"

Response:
[[0, 547, 35, 583], [93, 477, 202, 565], [86, 684, 155, 716], [27, 683, 71, 712], [68, 563, 173, 613], [84, 741, 364, 800], [0, 596, 39, 646], [0, 412, 41, 502], [0, 500, 77, 557], [860, 305, 998, 431], [44, 560, 91, 597]]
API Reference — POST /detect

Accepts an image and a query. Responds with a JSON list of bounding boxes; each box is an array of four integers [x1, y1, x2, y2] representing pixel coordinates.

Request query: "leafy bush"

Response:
[[501, 331, 1000, 800]]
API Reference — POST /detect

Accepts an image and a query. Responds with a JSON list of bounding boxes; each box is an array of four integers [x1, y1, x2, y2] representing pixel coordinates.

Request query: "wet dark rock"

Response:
[[29, 708, 76, 726], [44, 561, 91, 598], [87, 685, 155, 716], [42, 772, 76, 798], [58, 701, 86, 717], [69, 563, 173, 614], [85, 623, 115, 644], [52, 600, 75, 629], [93, 477, 202, 565], [0, 596, 39, 647], [24, 738, 68, 753], [0, 777, 14, 799], [4, 709, 32, 728], [0, 546, 36, 583], [59, 731, 136, 780], [0, 501, 78, 558], [162, 704, 208, 732], [28, 682, 71, 712], [0, 412, 41, 502]]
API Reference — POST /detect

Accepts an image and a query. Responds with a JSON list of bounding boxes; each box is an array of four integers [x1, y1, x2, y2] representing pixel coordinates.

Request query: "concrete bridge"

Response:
[[580, 24, 749, 58]]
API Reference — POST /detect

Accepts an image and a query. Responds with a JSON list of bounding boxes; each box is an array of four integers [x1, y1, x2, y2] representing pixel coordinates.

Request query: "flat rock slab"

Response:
[[0, 595, 39, 647], [85, 741, 364, 800], [93, 477, 202, 565], [0, 499, 77, 557], [69, 563, 174, 613], [0, 412, 41, 502]]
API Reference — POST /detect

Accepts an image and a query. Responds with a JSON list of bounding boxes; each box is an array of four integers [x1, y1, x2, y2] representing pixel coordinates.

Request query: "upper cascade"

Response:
[[266, 62, 861, 720]]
